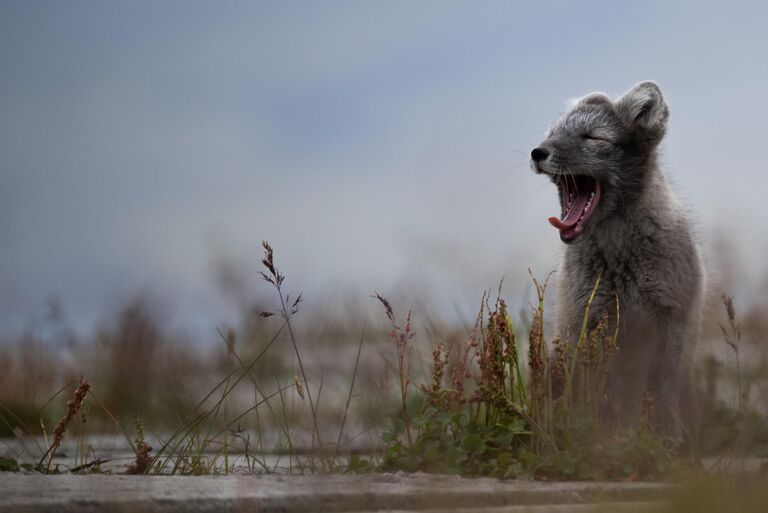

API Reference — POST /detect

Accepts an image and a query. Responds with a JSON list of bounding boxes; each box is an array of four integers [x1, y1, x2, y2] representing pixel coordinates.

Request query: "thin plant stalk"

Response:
[[215, 327, 302, 470], [259, 241, 323, 458], [333, 326, 366, 468], [151, 323, 285, 473]]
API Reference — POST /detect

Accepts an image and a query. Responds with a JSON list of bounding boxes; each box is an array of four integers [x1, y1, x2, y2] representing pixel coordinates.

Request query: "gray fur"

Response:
[[531, 81, 705, 441]]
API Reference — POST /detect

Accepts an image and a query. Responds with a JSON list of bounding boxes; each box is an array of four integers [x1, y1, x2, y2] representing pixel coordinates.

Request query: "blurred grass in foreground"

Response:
[[0, 242, 766, 478]]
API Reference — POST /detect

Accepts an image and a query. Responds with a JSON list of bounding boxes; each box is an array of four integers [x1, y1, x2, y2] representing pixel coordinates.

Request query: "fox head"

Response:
[[530, 81, 669, 243]]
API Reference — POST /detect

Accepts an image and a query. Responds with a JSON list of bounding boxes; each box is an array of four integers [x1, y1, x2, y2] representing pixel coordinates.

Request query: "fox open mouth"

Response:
[[548, 175, 601, 242]]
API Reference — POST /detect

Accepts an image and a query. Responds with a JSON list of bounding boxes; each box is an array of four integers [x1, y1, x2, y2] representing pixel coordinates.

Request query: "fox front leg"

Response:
[[647, 313, 692, 442]]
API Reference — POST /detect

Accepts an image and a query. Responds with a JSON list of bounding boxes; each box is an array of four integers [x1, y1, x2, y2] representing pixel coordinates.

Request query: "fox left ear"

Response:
[[616, 81, 669, 143]]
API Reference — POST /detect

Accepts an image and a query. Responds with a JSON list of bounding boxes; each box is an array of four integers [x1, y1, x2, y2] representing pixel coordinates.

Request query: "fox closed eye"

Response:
[[581, 133, 610, 142]]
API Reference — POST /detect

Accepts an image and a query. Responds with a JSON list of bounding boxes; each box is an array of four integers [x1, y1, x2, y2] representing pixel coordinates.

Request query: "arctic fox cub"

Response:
[[530, 81, 704, 440]]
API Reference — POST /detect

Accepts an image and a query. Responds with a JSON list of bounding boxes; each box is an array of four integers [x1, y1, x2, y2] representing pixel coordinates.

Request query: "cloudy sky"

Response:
[[1, 1, 767, 337]]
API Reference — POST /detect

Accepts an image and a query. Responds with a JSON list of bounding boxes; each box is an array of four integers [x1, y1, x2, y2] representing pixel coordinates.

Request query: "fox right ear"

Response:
[[616, 81, 669, 143]]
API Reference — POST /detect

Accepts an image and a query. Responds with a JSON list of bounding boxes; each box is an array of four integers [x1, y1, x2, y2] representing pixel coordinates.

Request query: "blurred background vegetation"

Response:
[[1, 239, 766, 466]]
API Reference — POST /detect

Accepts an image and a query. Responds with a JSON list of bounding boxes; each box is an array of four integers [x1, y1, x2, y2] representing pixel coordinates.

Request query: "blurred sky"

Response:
[[2, 1, 767, 337]]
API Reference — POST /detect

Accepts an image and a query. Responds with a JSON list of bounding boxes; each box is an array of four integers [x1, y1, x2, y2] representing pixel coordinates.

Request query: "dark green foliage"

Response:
[[0, 456, 19, 472], [344, 454, 374, 473], [383, 406, 530, 477]]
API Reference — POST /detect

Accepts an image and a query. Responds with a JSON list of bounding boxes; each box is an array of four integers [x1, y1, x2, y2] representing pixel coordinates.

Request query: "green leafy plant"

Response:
[[378, 273, 676, 479]]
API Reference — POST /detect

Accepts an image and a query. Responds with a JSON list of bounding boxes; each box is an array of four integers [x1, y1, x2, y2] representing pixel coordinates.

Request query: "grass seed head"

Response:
[[52, 377, 91, 449], [259, 240, 284, 286], [293, 376, 305, 400]]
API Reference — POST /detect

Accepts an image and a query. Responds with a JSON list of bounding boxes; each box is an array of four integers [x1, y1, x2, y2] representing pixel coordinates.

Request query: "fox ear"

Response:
[[616, 81, 669, 143], [579, 92, 611, 107]]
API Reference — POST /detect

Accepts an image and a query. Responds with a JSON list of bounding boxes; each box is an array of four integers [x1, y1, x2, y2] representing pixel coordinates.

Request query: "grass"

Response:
[[0, 242, 766, 482], [376, 273, 674, 479]]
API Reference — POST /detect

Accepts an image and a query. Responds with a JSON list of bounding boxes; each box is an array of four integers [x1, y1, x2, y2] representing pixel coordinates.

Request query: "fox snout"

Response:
[[531, 146, 549, 162], [530, 146, 550, 173]]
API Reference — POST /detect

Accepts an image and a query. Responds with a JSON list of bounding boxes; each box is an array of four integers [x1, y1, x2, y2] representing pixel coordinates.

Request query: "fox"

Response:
[[530, 81, 705, 442]]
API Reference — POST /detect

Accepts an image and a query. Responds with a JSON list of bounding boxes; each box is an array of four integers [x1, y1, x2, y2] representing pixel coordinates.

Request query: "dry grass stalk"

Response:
[[449, 331, 476, 413], [375, 291, 415, 447], [259, 241, 322, 464], [126, 418, 152, 474], [38, 377, 91, 472], [423, 342, 447, 408], [720, 294, 748, 462], [551, 335, 568, 390], [527, 271, 552, 426]]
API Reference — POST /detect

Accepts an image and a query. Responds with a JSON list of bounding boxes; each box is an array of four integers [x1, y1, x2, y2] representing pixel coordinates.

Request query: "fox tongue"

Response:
[[548, 190, 589, 230]]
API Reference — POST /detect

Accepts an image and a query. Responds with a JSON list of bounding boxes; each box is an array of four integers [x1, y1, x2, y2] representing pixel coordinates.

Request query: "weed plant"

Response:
[[377, 274, 675, 479]]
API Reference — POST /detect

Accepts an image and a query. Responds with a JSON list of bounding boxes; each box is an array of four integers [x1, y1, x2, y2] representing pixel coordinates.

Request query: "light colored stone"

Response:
[[354, 504, 666, 513], [0, 473, 668, 513]]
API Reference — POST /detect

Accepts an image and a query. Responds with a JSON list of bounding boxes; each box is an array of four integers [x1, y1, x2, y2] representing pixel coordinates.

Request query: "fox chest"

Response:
[[561, 238, 665, 325]]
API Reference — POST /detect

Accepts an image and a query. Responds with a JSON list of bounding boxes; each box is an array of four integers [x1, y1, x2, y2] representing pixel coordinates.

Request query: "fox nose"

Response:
[[531, 147, 549, 162]]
